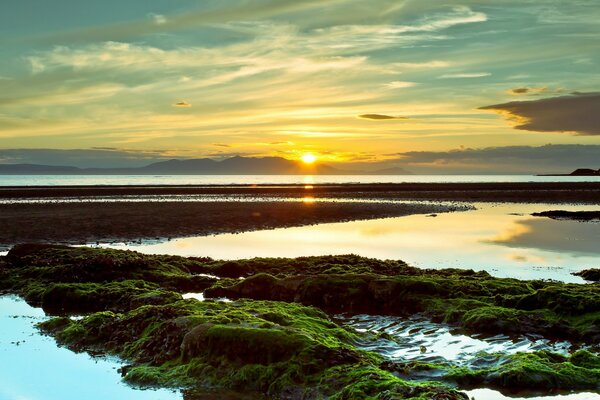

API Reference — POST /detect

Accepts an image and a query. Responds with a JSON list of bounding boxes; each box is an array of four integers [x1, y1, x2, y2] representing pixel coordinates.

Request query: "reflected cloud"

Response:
[[488, 218, 600, 257], [505, 252, 547, 264]]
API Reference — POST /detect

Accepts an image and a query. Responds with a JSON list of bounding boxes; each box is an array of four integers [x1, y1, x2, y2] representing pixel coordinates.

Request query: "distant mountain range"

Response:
[[0, 156, 413, 175]]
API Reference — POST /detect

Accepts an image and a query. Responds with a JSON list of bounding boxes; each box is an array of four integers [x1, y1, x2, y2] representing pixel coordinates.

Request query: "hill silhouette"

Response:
[[0, 156, 412, 175]]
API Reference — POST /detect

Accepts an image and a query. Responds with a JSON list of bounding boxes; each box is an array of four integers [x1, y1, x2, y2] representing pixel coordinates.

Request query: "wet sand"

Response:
[[1, 181, 600, 202], [0, 201, 459, 251], [1, 182, 598, 250]]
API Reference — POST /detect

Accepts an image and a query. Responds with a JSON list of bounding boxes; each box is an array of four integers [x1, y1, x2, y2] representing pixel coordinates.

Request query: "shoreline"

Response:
[[0, 200, 463, 251], [2, 182, 599, 251], [1, 182, 600, 203]]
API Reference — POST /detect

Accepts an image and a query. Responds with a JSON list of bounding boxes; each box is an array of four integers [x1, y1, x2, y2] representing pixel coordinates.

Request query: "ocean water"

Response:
[[1, 174, 600, 186]]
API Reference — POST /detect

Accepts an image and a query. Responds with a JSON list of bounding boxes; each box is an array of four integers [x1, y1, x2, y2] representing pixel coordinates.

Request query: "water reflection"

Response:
[[343, 314, 573, 364], [489, 218, 600, 257], [101, 203, 600, 282], [0, 296, 181, 400]]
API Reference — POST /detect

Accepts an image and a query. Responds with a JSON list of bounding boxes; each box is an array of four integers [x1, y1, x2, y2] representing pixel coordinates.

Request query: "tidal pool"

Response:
[[0, 296, 181, 400], [101, 203, 600, 282], [2, 295, 599, 400], [342, 314, 600, 400]]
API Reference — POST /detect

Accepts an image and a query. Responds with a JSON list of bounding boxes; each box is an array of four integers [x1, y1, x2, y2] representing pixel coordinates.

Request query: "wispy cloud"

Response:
[[173, 101, 192, 107], [385, 81, 416, 89], [439, 72, 491, 79], [358, 114, 409, 120], [35, 0, 346, 43]]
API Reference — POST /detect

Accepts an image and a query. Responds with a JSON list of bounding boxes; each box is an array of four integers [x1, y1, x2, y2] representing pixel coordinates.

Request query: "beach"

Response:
[[1, 182, 599, 250], [1, 182, 600, 399]]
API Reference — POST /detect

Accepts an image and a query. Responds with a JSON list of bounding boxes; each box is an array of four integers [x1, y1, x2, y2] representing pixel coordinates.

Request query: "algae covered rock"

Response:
[[4, 245, 600, 398], [39, 298, 467, 399], [574, 269, 600, 282], [449, 350, 600, 390]]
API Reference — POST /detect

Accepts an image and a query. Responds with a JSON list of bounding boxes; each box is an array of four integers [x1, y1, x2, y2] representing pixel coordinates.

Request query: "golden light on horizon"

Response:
[[301, 153, 317, 164]]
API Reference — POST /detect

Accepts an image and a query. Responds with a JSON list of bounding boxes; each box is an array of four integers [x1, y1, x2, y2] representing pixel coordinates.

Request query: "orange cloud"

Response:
[[358, 114, 409, 120]]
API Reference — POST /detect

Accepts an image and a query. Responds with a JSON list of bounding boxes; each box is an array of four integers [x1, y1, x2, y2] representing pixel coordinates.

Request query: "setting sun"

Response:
[[301, 153, 317, 164]]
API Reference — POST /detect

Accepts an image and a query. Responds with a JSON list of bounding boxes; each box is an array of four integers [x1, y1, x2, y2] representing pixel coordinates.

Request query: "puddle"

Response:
[[183, 292, 231, 302]]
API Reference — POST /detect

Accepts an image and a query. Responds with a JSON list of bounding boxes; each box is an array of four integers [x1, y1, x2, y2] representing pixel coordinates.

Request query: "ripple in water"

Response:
[[342, 314, 600, 399], [342, 314, 573, 365]]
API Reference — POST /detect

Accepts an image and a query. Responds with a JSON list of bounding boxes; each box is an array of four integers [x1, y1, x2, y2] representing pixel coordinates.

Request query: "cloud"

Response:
[[148, 13, 167, 25], [358, 114, 409, 120], [394, 144, 600, 174], [173, 101, 192, 107], [439, 72, 491, 79], [385, 81, 416, 89], [480, 92, 600, 135], [507, 87, 547, 95], [212, 143, 231, 148], [37, 0, 342, 43]]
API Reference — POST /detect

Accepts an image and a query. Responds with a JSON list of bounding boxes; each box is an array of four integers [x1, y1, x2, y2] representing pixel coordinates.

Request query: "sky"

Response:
[[1, 0, 599, 173]]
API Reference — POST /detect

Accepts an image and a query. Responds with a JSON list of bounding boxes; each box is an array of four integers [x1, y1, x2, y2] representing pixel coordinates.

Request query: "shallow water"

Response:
[[101, 203, 600, 282], [2, 295, 599, 400], [343, 314, 600, 399], [2, 174, 600, 186], [0, 296, 181, 400], [342, 314, 574, 364]]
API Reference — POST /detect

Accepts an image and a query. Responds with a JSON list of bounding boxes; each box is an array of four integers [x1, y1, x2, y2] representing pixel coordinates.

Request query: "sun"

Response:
[[301, 153, 317, 164]]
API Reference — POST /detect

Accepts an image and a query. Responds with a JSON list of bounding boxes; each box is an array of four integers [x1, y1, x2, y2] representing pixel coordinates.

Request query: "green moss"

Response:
[[569, 349, 600, 369], [22, 280, 182, 314], [39, 296, 465, 398], [5, 245, 600, 398], [4, 244, 216, 293], [207, 270, 599, 341], [447, 350, 600, 390]]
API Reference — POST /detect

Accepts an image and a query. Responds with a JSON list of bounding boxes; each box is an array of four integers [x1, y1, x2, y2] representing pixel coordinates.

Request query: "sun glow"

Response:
[[301, 153, 317, 164]]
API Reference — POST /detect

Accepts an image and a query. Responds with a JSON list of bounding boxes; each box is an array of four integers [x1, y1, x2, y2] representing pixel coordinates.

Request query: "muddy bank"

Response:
[[1, 182, 600, 203], [574, 269, 600, 282], [0, 201, 462, 251], [532, 210, 600, 221], [1, 244, 599, 399]]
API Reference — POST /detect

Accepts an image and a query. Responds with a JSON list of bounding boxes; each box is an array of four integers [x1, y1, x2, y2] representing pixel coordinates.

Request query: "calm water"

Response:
[[1, 174, 600, 186], [3, 295, 598, 400], [0, 296, 180, 400], [101, 203, 600, 283]]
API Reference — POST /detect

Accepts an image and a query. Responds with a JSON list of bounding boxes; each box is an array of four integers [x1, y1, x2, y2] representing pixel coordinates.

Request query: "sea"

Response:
[[0, 174, 599, 186]]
